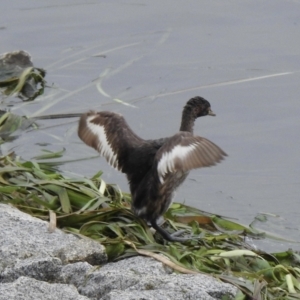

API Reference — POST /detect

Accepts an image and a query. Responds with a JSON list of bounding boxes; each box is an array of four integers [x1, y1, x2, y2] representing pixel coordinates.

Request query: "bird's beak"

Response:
[[208, 108, 216, 116]]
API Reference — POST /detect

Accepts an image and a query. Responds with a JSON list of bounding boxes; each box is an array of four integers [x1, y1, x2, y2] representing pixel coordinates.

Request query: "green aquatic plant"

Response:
[[0, 153, 299, 299]]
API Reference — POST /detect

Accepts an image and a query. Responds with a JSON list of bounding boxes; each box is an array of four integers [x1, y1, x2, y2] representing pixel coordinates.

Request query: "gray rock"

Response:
[[0, 277, 89, 300], [59, 262, 93, 287], [102, 290, 215, 300], [78, 256, 237, 300], [1, 256, 62, 283], [0, 203, 107, 274], [78, 256, 171, 298], [53, 238, 106, 265], [124, 273, 236, 300], [0, 204, 238, 300]]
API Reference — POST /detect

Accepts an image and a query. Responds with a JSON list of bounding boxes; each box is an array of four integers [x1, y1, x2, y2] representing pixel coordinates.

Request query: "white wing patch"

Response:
[[86, 116, 119, 170], [157, 143, 196, 183]]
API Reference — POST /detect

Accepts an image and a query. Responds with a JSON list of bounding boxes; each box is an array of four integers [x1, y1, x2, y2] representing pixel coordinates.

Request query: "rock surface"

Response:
[[0, 277, 90, 300], [0, 204, 237, 299]]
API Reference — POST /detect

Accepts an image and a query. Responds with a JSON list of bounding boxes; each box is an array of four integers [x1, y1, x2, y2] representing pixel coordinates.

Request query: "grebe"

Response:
[[78, 96, 226, 242]]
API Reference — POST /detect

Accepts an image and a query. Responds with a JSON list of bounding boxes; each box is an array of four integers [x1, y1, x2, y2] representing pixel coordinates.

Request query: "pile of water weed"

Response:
[[0, 153, 300, 299]]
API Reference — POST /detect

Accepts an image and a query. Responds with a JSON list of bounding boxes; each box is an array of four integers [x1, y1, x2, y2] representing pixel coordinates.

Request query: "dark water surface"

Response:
[[1, 0, 300, 252]]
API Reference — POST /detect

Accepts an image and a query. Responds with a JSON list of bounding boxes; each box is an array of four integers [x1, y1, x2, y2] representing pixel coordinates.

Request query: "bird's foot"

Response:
[[170, 230, 203, 242], [151, 221, 196, 243], [171, 229, 187, 237]]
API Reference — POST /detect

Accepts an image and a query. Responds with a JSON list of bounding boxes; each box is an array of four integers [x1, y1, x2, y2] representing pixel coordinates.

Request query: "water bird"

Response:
[[78, 96, 226, 242]]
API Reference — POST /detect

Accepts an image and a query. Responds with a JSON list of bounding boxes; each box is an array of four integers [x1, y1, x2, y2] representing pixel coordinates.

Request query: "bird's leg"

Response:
[[150, 220, 190, 243], [170, 229, 188, 237]]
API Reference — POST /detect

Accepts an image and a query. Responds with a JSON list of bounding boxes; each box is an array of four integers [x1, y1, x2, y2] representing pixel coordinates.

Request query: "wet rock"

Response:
[[0, 50, 46, 100], [0, 50, 33, 75]]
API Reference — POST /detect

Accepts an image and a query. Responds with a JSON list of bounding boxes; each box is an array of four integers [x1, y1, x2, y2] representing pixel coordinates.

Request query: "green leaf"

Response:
[[106, 243, 125, 260], [43, 184, 71, 213], [32, 148, 66, 160]]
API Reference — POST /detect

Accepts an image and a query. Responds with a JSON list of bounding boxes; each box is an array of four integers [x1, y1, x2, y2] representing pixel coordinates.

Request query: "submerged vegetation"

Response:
[[0, 153, 300, 299]]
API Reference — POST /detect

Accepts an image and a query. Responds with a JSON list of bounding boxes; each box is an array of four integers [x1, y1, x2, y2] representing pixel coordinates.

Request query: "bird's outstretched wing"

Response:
[[78, 111, 143, 172], [156, 132, 227, 183]]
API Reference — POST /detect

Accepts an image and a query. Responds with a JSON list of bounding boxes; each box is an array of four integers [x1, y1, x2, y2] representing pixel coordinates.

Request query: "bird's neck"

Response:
[[179, 106, 197, 133]]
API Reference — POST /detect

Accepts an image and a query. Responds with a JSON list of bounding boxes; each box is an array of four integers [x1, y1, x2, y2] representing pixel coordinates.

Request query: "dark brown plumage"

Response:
[[78, 96, 227, 242]]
